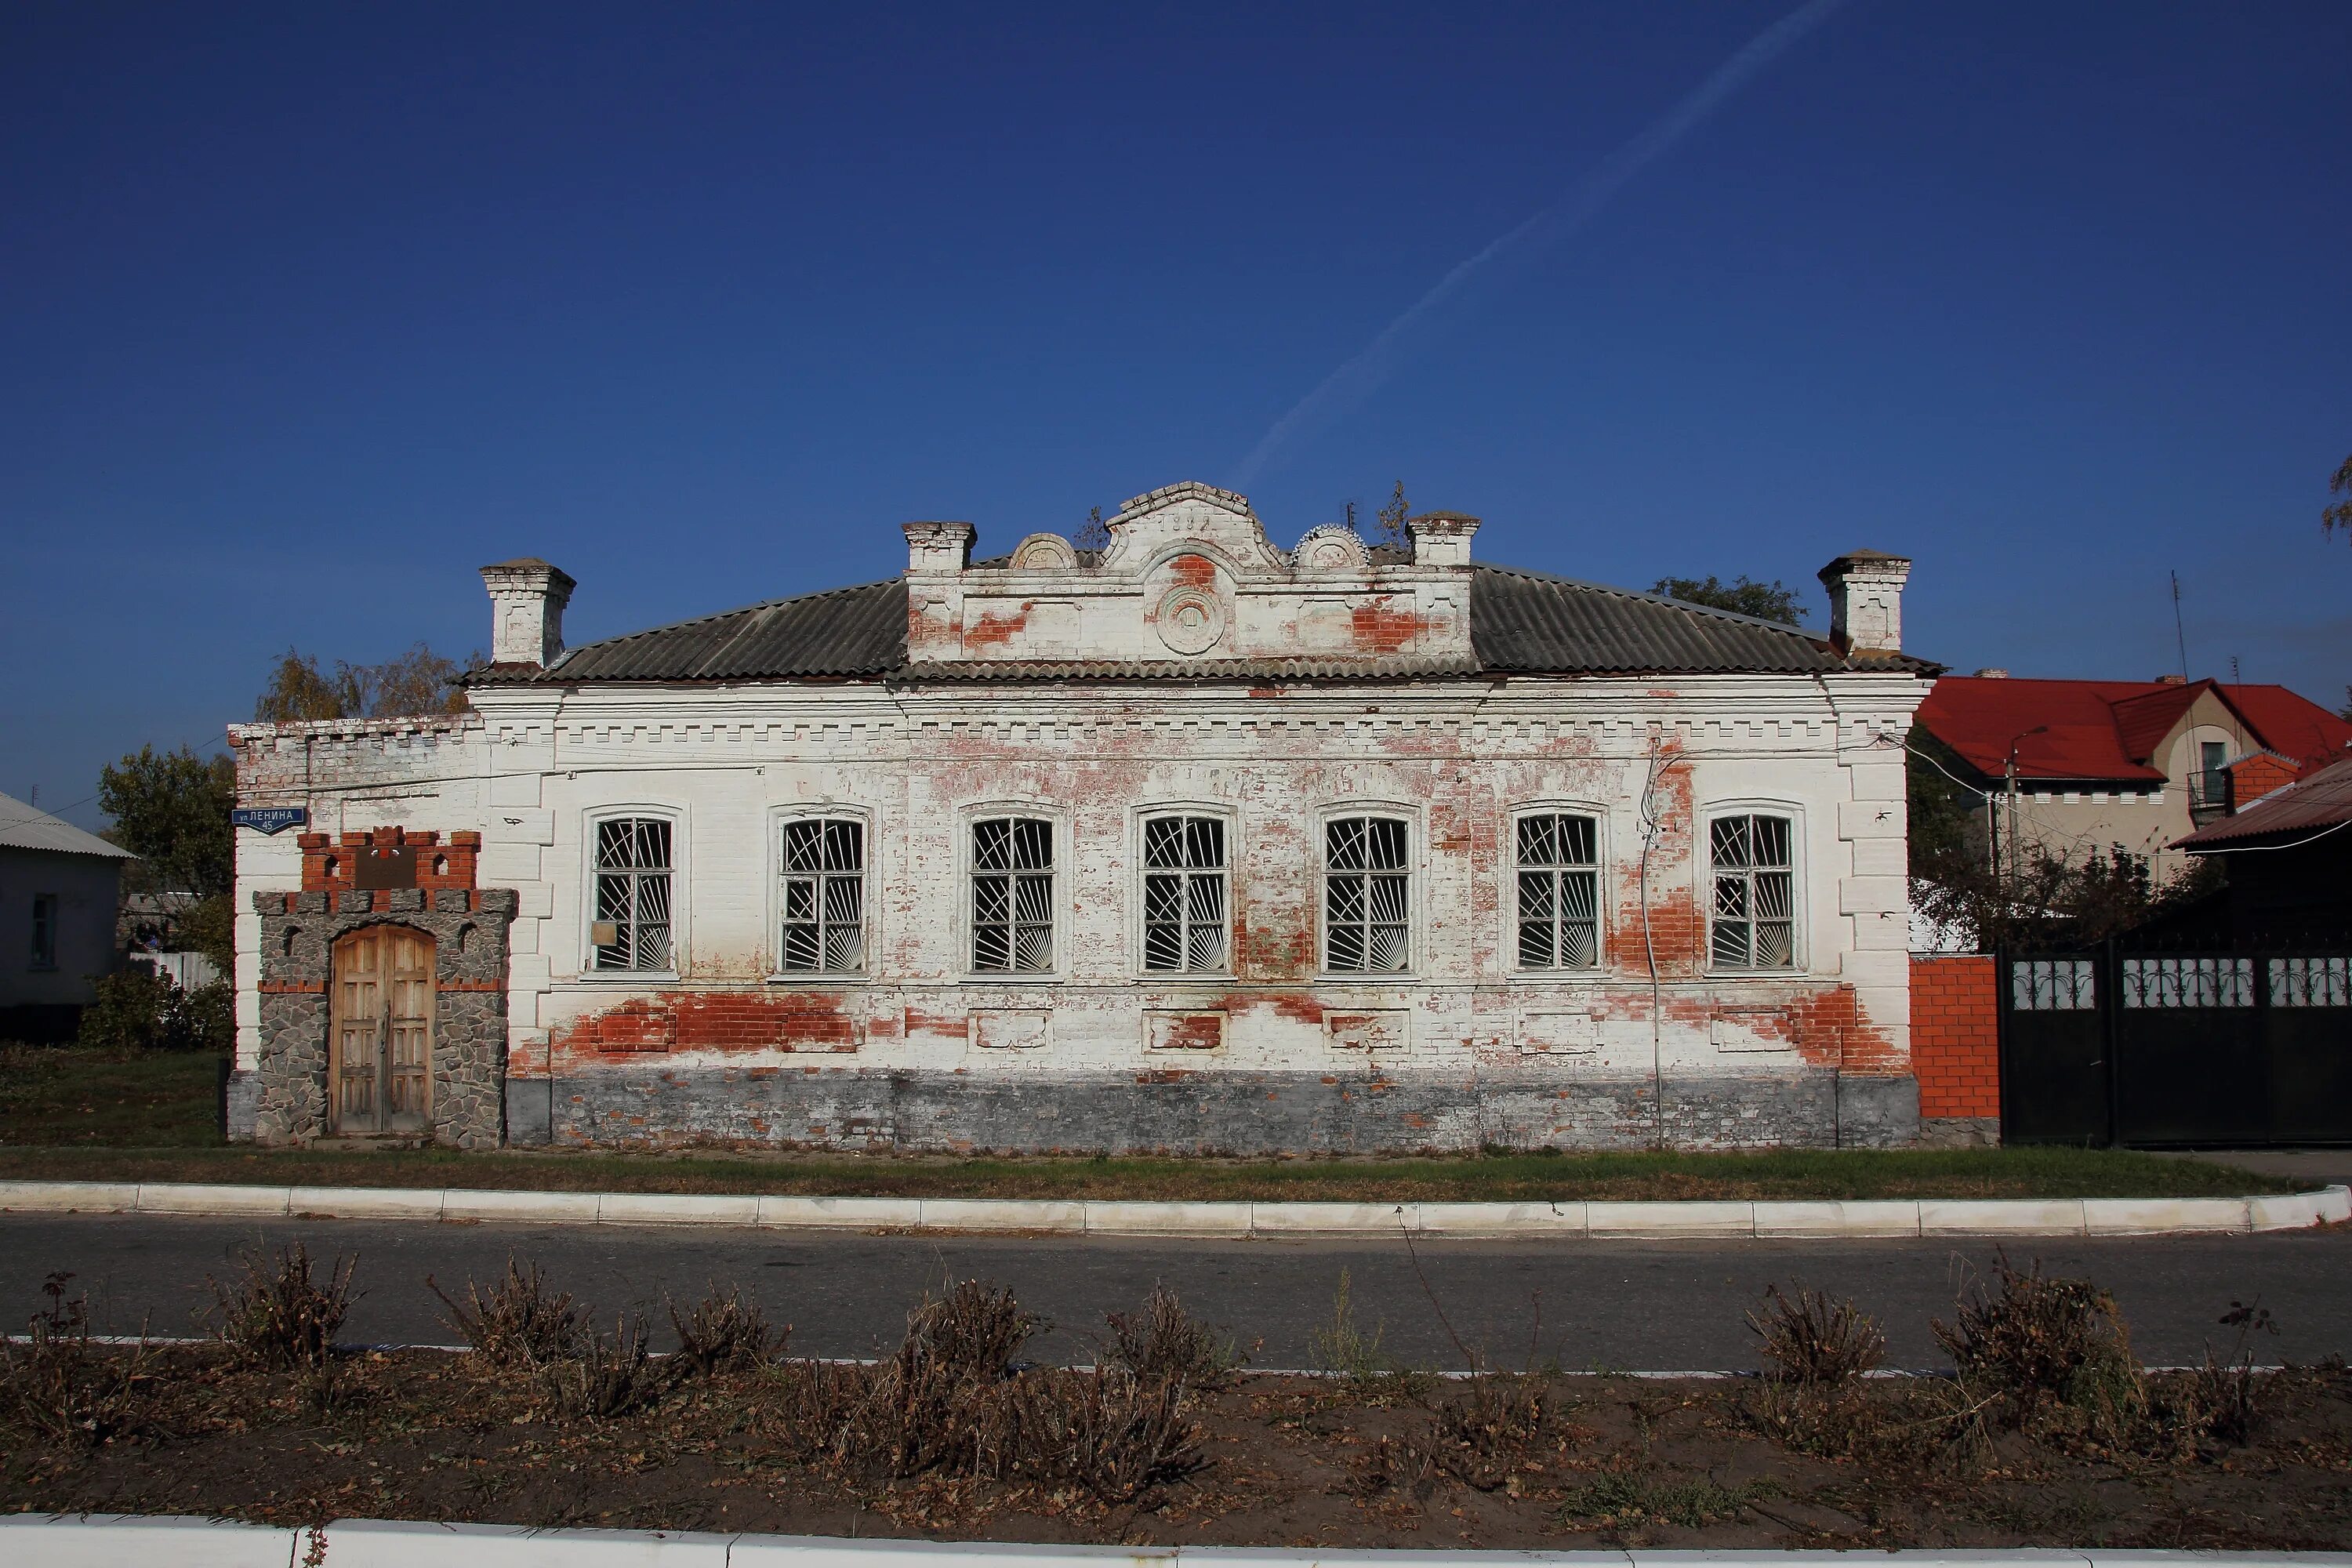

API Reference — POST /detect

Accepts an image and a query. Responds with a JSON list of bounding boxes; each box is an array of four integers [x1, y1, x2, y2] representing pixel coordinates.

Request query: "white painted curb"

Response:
[[3, 1516, 2349, 1566], [0, 1179, 2343, 1240]]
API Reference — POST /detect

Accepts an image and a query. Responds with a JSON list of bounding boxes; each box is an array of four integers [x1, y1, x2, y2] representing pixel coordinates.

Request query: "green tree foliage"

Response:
[[1651, 575, 1809, 625], [99, 745, 238, 978], [1905, 729, 2225, 949], [253, 643, 474, 724], [100, 746, 234, 902], [2325, 452, 2352, 543]]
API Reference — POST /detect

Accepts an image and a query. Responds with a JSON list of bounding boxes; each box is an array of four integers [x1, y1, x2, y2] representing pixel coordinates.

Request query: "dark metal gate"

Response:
[[1998, 946, 2352, 1147]]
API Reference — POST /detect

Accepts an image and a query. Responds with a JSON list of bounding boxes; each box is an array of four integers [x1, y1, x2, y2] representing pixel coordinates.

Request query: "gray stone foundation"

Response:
[[234, 887, 517, 1149], [509, 1065, 1921, 1154], [1918, 1115, 2001, 1148]]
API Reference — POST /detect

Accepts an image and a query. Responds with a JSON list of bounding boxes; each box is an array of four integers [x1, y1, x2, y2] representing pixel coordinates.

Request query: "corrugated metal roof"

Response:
[[490, 562, 1921, 688], [0, 791, 136, 859], [1470, 564, 1866, 675], [537, 579, 907, 684], [2175, 757, 2352, 849]]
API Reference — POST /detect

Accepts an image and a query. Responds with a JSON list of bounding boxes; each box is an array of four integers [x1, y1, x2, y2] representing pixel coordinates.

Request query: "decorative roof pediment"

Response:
[[901, 480, 1476, 669]]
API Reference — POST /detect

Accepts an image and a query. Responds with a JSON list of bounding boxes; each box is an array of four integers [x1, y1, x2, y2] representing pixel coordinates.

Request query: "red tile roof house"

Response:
[[2172, 754, 2352, 946], [1912, 674, 2352, 888]]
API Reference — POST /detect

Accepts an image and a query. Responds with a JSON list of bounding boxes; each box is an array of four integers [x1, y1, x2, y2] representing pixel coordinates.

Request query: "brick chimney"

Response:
[[1405, 512, 1479, 567], [903, 521, 976, 575], [480, 558, 575, 669], [1817, 550, 1912, 656]]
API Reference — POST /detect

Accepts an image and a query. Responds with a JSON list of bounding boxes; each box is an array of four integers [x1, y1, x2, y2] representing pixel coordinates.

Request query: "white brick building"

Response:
[[228, 482, 1935, 1152]]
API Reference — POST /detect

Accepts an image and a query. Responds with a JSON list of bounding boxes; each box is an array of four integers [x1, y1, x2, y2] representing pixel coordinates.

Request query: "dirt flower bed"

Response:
[[5, 1254, 2352, 1550]]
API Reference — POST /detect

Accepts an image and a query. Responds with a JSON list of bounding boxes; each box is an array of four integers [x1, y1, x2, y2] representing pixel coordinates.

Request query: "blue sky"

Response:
[[5, 2, 2348, 829]]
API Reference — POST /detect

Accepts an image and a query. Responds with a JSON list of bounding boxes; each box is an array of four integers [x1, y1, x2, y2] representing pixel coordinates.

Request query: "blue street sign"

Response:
[[230, 807, 309, 835]]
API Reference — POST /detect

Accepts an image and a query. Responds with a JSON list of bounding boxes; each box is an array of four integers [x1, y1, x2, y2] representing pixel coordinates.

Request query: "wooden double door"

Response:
[[330, 927, 434, 1134]]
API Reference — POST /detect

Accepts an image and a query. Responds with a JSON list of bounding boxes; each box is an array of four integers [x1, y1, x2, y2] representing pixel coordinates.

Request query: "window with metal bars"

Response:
[[1324, 815, 1409, 973], [29, 893, 58, 971], [1142, 815, 1226, 973], [1708, 813, 1795, 970], [591, 817, 673, 972], [971, 817, 1054, 973], [778, 818, 864, 975], [1515, 813, 1599, 969]]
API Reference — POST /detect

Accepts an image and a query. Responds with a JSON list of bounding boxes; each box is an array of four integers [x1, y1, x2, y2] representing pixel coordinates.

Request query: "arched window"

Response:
[[1141, 814, 1227, 972], [971, 816, 1053, 973], [591, 817, 673, 972], [1324, 815, 1409, 973], [1709, 813, 1795, 969], [779, 817, 865, 974], [1515, 812, 1599, 968]]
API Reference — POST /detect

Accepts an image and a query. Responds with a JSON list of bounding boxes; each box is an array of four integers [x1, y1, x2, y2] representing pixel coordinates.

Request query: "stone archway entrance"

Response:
[[329, 927, 435, 1134]]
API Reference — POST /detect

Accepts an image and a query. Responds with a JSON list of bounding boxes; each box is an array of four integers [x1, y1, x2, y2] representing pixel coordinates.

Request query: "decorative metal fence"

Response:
[[1998, 943, 2352, 1146]]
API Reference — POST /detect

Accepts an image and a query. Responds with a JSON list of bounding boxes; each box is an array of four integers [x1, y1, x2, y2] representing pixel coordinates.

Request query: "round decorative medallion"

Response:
[[1153, 586, 1226, 655]]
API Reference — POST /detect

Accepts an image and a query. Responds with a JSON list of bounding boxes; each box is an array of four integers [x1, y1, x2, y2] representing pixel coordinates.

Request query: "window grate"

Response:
[[592, 818, 673, 971], [1142, 815, 1227, 973], [779, 818, 864, 974], [1515, 813, 1599, 969], [972, 817, 1054, 973], [1325, 817, 1409, 972], [1709, 815, 1793, 970]]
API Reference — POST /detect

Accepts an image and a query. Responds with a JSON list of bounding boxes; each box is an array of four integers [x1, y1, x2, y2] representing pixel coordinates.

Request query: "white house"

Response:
[[227, 482, 1935, 1152]]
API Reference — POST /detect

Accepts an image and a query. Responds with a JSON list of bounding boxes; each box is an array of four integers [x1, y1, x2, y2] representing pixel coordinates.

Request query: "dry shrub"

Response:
[[209, 1244, 356, 1370], [1425, 1374, 1555, 1491], [1105, 1283, 1242, 1388], [1934, 1254, 2143, 1428], [826, 1279, 1045, 1480], [1749, 1285, 1885, 1385], [430, 1260, 584, 1367], [671, 1286, 784, 1377], [0, 1272, 158, 1448], [539, 1312, 677, 1421], [808, 1279, 1203, 1504], [1744, 1284, 1889, 1457], [2147, 1299, 2281, 1456], [1007, 1363, 1206, 1502]]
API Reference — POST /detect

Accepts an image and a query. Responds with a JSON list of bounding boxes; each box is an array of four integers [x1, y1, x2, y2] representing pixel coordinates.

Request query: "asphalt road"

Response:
[[5, 1214, 2347, 1371]]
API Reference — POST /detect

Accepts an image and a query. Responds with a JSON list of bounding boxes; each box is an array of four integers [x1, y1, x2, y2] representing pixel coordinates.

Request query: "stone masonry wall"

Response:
[[233, 887, 516, 1148]]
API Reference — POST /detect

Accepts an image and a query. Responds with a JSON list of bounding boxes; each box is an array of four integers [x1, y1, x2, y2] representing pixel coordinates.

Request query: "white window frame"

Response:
[[768, 805, 873, 982], [960, 802, 1069, 982], [1317, 803, 1418, 978], [1130, 803, 1237, 979], [579, 804, 685, 982], [1507, 803, 1606, 975], [1699, 801, 1805, 975]]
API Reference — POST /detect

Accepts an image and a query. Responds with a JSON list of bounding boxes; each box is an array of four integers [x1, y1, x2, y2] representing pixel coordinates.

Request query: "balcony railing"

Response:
[[2187, 771, 2230, 821]]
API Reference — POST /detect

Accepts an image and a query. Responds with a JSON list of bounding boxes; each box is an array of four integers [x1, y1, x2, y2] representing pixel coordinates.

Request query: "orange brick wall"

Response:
[[1911, 954, 1999, 1119], [298, 827, 479, 893]]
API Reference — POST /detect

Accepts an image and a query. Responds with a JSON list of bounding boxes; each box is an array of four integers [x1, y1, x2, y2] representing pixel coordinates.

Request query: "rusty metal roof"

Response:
[[2175, 757, 2352, 850], [493, 564, 1923, 688]]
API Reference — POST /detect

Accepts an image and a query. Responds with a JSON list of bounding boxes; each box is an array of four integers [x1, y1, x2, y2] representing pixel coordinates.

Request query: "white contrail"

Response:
[[1234, 0, 1851, 487]]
